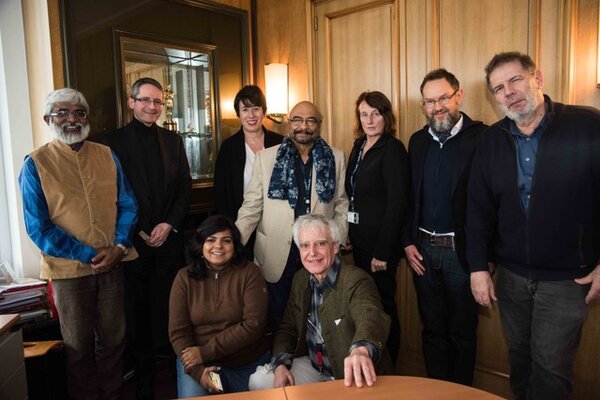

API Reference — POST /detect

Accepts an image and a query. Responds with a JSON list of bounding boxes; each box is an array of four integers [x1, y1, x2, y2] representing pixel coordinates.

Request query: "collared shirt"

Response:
[[305, 257, 340, 378], [427, 114, 464, 148], [509, 104, 549, 213], [19, 147, 138, 264]]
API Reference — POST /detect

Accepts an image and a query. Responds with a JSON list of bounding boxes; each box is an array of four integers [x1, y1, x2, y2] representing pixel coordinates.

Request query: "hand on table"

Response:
[[343, 346, 376, 388]]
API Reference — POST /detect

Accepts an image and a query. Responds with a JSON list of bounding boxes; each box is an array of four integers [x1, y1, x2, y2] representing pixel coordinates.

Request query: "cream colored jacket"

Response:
[[236, 144, 349, 283]]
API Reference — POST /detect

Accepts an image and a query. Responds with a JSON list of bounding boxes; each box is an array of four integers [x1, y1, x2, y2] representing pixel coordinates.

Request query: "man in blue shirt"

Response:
[[467, 52, 600, 400], [19, 88, 138, 399]]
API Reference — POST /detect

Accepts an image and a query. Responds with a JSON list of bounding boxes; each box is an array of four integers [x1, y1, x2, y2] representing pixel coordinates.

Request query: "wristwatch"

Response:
[[116, 243, 129, 256]]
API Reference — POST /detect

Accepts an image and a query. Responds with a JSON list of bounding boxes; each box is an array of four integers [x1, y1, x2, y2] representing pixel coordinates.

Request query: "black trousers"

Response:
[[266, 243, 301, 333], [123, 234, 184, 389], [352, 247, 400, 364]]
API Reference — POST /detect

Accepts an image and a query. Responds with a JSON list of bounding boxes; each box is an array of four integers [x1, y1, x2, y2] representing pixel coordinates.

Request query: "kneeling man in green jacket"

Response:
[[249, 214, 391, 389]]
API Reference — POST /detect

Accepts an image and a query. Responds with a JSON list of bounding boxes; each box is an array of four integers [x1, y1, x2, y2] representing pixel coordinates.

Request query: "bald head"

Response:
[[287, 101, 323, 146], [289, 101, 323, 121]]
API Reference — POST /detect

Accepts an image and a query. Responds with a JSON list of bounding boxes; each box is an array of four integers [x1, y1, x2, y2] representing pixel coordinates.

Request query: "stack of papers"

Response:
[[0, 278, 50, 325]]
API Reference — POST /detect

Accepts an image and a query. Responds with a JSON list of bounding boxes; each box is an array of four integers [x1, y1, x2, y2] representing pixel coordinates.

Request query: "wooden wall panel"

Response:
[[438, 0, 530, 125], [255, 0, 311, 107], [314, 0, 395, 154]]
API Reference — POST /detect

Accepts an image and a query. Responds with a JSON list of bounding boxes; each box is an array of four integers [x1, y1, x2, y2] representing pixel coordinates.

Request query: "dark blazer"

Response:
[[344, 134, 409, 264], [103, 120, 192, 254], [214, 126, 283, 219], [402, 112, 486, 270]]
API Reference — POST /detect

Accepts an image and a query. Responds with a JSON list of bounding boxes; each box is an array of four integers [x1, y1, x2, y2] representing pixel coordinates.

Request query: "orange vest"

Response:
[[30, 140, 136, 279]]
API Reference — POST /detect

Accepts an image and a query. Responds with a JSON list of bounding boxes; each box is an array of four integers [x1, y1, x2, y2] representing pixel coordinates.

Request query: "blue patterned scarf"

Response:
[[267, 137, 336, 208]]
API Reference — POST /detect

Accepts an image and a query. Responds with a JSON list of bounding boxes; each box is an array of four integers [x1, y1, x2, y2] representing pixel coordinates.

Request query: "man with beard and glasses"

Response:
[[401, 69, 487, 385], [236, 101, 349, 332], [103, 77, 191, 399], [19, 88, 138, 399], [468, 52, 600, 400]]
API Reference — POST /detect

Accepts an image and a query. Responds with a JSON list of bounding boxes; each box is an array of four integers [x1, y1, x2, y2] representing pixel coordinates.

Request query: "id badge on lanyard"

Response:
[[348, 140, 365, 225]]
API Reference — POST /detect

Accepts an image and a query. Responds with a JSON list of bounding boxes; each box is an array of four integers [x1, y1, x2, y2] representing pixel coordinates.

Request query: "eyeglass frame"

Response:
[[288, 116, 321, 127], [131, 96, 165, 107], [421, 88, 460, 109], [47, 109, 88, 120]]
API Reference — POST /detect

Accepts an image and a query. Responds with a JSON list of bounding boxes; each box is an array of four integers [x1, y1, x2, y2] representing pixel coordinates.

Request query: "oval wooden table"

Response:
[[202, 376, 505, 400], [283, 376, 506, 400]]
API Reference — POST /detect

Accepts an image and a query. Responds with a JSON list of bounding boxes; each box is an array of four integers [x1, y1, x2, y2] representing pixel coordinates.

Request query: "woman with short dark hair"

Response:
[[214, 86, 283, 221], [168, 215, 269, 397]]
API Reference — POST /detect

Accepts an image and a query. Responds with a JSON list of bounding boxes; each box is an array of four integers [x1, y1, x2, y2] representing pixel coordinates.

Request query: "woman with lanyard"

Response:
[[344, 91, 409, 364]]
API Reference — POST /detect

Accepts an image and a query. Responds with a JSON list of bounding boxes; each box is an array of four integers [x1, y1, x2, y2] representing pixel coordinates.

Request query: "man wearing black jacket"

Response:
[[104, 77, 192, 399], [468, 52, 600, 400], [402, 69, 486, 385]]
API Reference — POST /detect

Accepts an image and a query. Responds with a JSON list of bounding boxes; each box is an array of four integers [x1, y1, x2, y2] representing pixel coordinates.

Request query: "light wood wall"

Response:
[[255, 1, 600, 399]]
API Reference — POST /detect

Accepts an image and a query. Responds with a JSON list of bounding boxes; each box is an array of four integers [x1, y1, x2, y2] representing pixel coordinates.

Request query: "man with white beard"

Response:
[[19, 88, 138, 399], [401, 69, 487, 385]]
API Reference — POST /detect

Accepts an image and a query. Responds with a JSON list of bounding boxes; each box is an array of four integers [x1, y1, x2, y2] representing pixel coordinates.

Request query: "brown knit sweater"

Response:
[[168, 261, 269, 381]]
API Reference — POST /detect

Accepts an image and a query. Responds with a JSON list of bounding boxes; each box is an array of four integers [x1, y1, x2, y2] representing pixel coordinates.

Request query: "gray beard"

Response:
[[501, 90, 539, 123], [428, 111, 459, 134], [51, 121, 90, 145]]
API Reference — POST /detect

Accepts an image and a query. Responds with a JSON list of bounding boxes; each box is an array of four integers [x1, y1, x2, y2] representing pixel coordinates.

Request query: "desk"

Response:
[[203, 376, 505, 400], [0, 314, 27, 400]]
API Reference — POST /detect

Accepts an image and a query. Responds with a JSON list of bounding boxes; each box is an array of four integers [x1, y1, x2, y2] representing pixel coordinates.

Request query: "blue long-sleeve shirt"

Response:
[[19, 150, 138, 264]]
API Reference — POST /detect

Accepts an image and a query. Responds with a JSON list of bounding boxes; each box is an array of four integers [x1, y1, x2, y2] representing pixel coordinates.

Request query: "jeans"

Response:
[[176, 352, 271, 398], [412, 240, 478, 385], [51, 267, 125, 400], [497, 266, 589, 400]]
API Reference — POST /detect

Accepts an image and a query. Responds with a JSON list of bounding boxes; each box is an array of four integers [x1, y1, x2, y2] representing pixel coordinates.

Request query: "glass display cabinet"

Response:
[[118, 34, 218, 181]]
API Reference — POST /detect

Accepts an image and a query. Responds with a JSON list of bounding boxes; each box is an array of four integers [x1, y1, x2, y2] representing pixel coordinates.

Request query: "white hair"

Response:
[[44, 88, 89, 116], [292, 214, 340, 246]]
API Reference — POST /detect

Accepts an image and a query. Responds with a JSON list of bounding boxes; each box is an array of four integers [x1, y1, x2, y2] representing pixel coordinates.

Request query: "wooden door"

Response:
[[314, 0, 398, 157]]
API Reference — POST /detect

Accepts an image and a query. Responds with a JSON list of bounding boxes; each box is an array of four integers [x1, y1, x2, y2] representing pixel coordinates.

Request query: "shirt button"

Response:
[[525, 157, 530, 162]]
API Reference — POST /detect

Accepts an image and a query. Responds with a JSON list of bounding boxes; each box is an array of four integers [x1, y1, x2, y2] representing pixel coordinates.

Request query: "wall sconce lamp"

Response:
[[265, 63, 288, 123]]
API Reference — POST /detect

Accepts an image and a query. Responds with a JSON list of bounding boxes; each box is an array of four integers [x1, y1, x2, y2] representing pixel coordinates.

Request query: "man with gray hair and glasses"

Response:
[[467, 51, 600, 399], [19, 88, 138, 399], [104, 77, 191, 399], [249, 214, 390, 390]]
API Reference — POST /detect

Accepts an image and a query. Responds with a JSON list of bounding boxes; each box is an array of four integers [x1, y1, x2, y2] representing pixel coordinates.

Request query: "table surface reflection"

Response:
[[187, 376, 505, 400]]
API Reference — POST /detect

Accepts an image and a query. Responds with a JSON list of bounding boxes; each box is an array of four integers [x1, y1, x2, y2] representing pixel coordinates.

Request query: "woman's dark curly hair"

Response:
[[186, 215, 247, 280]]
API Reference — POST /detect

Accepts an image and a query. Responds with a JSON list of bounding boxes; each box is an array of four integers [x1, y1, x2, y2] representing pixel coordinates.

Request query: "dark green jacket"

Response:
[[273, 263, 391, 378]]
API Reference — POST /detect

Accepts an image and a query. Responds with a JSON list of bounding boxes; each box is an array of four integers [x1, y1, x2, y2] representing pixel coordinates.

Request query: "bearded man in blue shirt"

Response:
[[467, 52, 600, 400]]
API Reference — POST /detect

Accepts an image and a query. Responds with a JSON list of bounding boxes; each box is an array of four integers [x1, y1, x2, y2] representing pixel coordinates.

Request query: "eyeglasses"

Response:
[[422, 89, 459, 109], [48, 110, 88, 119], [289, 117, 320, 127], [132, 97, 164, 106]]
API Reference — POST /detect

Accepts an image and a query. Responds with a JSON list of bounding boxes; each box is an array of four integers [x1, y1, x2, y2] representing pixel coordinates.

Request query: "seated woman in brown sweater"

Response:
[[168, 215, 270, 397]]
